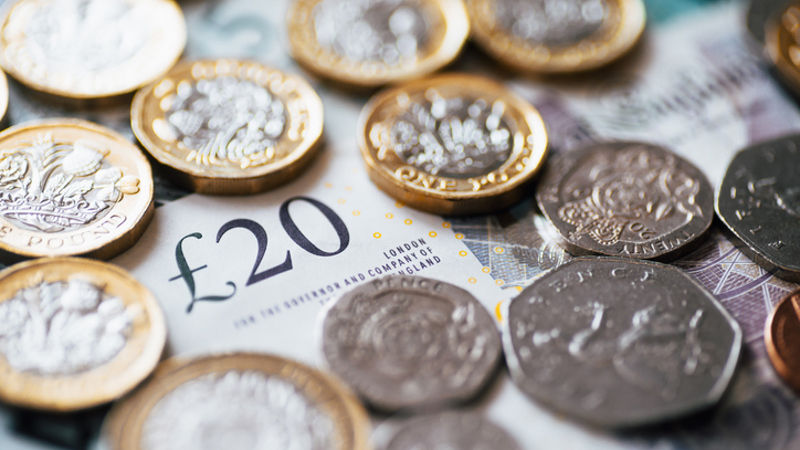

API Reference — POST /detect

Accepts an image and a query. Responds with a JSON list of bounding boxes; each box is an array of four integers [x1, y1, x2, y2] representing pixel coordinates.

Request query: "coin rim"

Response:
[[765, 290, 800, 390]]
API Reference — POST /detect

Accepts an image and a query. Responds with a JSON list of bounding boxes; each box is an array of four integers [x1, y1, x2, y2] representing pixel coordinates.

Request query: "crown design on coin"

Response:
[[558, 147, 703, 245], [0, 133, 140, 232]]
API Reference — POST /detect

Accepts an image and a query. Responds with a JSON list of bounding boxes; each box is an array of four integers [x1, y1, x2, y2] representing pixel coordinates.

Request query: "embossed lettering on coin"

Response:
[[504, 258, 741, 427], [359, 74, 548, 214], [716, 134, 800, 282], [0, 257, 165, 411], [385, 412, 521, 450], [132, 59, 323, 194], [287, 0, 468, 87], [320, 275, 501, 411], [468, 0, 645, 73], [537, 142, 713, 260], [0, 0, 186, 99]]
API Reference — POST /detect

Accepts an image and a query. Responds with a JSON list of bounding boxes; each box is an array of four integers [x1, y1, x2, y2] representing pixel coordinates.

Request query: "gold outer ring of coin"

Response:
[[767, 3, 800, 95], [358, 73, 548, 215], [765, 290, 800, 391], [0, 257, 166, 411], [0, 0, 186, 101], [103, 353, 371, 450], [131, 59, 324, 195], [287, 0, 470, 88], [0, 118, 154, 260], [468, 0, 646, 73]]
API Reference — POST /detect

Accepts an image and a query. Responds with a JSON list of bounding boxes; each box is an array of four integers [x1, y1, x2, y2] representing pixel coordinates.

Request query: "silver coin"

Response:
[[536, 142, 714, 260], [504, 257, 742, 428], [716, 134, 800, 282], [319, 275, 502, 411], [384, 411, 521, 450]]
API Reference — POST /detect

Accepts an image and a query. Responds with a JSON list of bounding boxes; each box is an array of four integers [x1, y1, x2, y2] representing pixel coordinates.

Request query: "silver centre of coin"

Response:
[[504, 258, 741, 427], [313, 0, 430, 66], [0, 278, 134, 376], [493, 0, 608, 46], [390, 93, 513, 178], [319, 275, 501, 411], [141, 370, 336, 450], [385, 412, 521, 450]]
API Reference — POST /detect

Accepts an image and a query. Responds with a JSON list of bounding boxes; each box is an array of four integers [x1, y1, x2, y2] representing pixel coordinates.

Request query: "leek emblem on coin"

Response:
[[537, 142, 713, 260], [0, 257, 165, 411], [0, 0, 186, 100], [0, 119, 154, 259], [104, 353, 370, 450], [468, 0, 646, 73], [287, 0, 469, 87], [320, 275, 501, 411], [504, 258, 742, 427], [132, 59, 324, 194], [358, 74, 548, 214]]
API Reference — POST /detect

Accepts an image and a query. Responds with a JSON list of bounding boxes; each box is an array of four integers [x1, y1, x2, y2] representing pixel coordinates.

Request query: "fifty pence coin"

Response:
[[536, 141, 714, 260], [0, 119, 154, 260], [767, 2, 800, 94], [0, 257, 165, 411], [468, 0, 646, 73], [132, 59, 324, 195], [0, 0, 186, 102], [504, 258, 742, 428], [287, 0, 469, 88], [103, 353, 371, 450], [319, 275, 502, 411], [716, 135, 800, 282], [358, 73, 548, 215], [765, 290, 800, 391], [383, 412, 521, 450]]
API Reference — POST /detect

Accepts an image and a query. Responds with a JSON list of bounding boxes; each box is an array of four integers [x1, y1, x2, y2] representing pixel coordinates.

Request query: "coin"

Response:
[[747, 0, 791, 45], [0, 0, 186, 102], [504, 258, 742, 428], [468, 0, 646, 73], [0, 69, 8, 126], [287, 0, 469, 88], [0, 119, 154, 260], [384, 412, 521, 450], [131, 59, 324, 195], [358, 73, 548, 215], [0, 257, 165, 411], [536, 141, 713, 260], [103, 353, 370, 450], [716, 134, 800, 282], [319, 274, 502, 411], [765, 290, 800, 391], [767, 2, 800, 95]]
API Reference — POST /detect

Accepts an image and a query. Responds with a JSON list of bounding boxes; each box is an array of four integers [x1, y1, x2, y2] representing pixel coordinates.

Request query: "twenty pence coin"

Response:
[[384, 412, 521, 450], [320, 275, 502, 411], [287, 0, 469, 88], [132, 59, 323, 195], [504, 258, 742, 427], [468, 0, 646, 73], [765, 290, 800, 391], [0, 257, 165, 411], [358, 73, 548, 214], [716, 135, 800, 282], [536, 141, 713, 260], [0, 0, 186, 102], [0, 119, 154, 260], [104, 353, 370, 450]]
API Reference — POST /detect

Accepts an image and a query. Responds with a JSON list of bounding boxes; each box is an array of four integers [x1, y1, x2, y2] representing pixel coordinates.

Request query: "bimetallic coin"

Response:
[[504, 258, 742, 428], [104, 353, 370, 450], [468, 0, 646, 73], [0, 257, 165, 411], [287, 0, 469, 88], [0, 69, 7, 126], [767, 3, 800, 95], [132, 59, 323, 195], [384, 412, 521, 450], [765, 290, 800, 391], [0, 0, 186, 101], [716, 135, 800, 282], [537, 142, 713, 260], [358, 74, 548, 215], [320, 275, 502, 411], [0, 119, 154, 260]]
